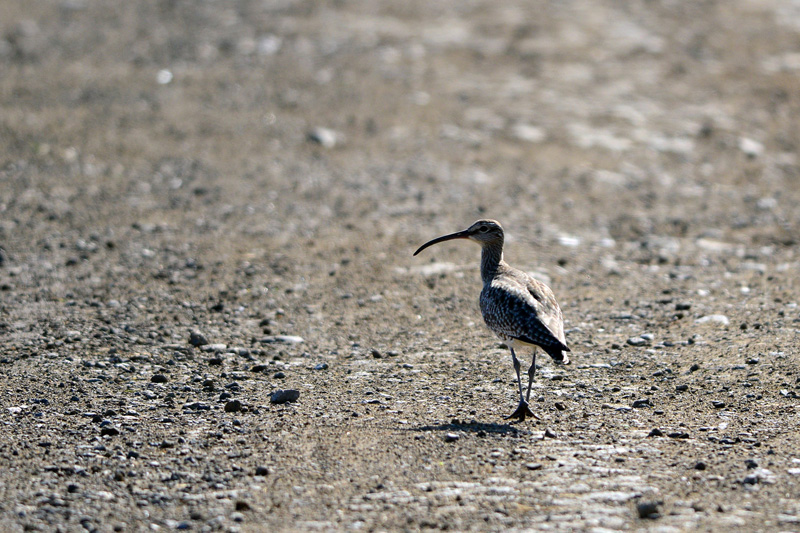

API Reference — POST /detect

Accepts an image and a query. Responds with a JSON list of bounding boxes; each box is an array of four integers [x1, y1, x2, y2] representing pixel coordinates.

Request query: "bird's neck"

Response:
[[480, 242, 504, 284]]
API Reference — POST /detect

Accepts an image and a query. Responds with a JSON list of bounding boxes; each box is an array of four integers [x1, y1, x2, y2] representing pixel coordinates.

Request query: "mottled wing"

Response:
[[479, 269, 569, 358]]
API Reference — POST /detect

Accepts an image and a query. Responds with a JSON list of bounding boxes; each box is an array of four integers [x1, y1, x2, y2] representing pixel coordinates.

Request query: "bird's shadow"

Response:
[[410, 420, 531, 437]]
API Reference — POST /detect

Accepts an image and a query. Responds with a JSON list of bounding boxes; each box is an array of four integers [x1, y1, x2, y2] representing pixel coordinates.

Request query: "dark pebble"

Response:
[[746, 357, 759, 365], [100, 427, 120, 436], [675, 384, 688, 392], [526, 462, 543, 470], [554, 402, 566, 411], [694, 461, 707, 470], [648, 428, 664, 437], [689, 363, 701, 372], [668, 432, 690, 439], [235, 500, 251, 512], [444, 433, 459, 442], [255, 466, 269, 476], [637, 501, 661, 519], [675, 302, 691, 311], [745, 459, 758, 469], [371, 349, 382, 359], [273, 371, 286, 379], [742, 475, 759, 485], [250, 364, 268, 373], [712, 400, 726, 409], [208, 357, 223, 366], [544, 428, 557, 439], [314, 362, 329, 370], [632, 399, 650, 408], [270, 389, 300, 404], [151, 374, 168, 383], [224, 400, 242, 413], [189, 331, 209, 347]]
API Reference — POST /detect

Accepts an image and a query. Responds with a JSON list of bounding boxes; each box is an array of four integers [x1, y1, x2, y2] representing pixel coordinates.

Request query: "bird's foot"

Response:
[[504, 400, 538, 422]]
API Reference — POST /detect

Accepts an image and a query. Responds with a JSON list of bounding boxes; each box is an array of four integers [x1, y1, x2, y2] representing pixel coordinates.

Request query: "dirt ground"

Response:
[[2, 0, 800, 531]]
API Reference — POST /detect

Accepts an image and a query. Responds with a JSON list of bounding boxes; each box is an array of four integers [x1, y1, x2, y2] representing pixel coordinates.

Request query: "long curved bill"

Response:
[[413, 229, 471, 256]]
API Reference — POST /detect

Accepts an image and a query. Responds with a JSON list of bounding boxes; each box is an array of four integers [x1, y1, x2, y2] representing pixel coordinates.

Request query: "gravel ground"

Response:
[[2, 0, 800, 531]]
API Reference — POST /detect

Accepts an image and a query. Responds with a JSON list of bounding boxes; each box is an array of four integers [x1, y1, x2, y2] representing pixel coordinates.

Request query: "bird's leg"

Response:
[[505, 347, 536, 422], [525, 350, 537, 402]]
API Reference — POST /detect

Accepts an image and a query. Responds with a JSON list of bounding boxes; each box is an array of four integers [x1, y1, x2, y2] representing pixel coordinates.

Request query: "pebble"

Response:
[[694, 461, 707, 470], [525, 462, 543, 471], [270, 389, 300, 404], [255, 466, 269, 476], [151, 374, 168, 383], [100, 427, 119, 436], [632, 399, 650, 408], [188, 330, 209, 347], [201, 343, 227, 353], [668, 432, 690, 439], [224, 400, 242, 413], [444, 433, 460, 442], [544, 428, 557, 439], [637, 501, 661, 519], [260, 335, 304, 344], [712, 400, 726, 409], [307, 127, 340, 148], [648, 428, 664, 437], [695, 315, 730, 326], [314, 362, 329, 370], [627, 336, 648, 347], [273, 371, 286, 379]]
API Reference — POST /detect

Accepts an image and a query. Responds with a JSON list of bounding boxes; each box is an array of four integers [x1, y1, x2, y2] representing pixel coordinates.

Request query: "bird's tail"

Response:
[[546, 345, 571, 365]]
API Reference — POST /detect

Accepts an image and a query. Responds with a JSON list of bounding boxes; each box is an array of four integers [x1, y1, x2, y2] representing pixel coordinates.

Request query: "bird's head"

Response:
[[413, 219, 504, 256]]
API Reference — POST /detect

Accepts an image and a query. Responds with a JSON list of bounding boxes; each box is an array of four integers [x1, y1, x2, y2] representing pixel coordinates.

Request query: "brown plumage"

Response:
[[414, 219, 570, 421]]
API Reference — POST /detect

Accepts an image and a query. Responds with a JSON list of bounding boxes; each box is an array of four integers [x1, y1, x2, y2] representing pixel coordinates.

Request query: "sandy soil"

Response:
[[2, 0, 800, 531]]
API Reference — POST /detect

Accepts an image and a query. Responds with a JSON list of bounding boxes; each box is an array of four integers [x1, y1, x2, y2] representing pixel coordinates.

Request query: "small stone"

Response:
[[260, 335, 304, 344], [627, 336, 648, 346], [371, 349, 382, 359], [739, 137, 764, 158], [444, 433, 460, 442], [676, 384, 689, 392], [234, 500, 251, 512], [632, 399, 650, 408], [675, 302, 691, 311], [689, 363, 700, 372], [695, 314, 730, 326], [151, 374, 168, 383], [314, 362, 329, 370], [746, 357, 759, 365], [270, 389, 300, 404], [189, 330, 209, 347], [554, 402, 566, 411], [648, 428, 664, 437], [224, 400, 242, 413], [307, 127, 340, 148], [100, 427, 119, 437], [668, 432, 690, 439], [250, 364, 268, 373], [544, 428, 557, 439], [526, 462, 543, 470], [745, 459, 758, 470], [712, 400, 726, 409], [255, 466, 269, 476], [694, 461, 707, 470], [637, 501, 661, 519], [273, 371, 286, 379]]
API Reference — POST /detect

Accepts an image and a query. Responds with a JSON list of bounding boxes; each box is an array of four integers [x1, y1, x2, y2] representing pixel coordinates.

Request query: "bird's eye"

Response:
[[478, 226, 489, 233]]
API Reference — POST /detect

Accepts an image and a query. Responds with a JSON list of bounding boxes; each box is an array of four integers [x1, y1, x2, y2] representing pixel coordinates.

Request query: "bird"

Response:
[[413, 219, 570, 422]]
